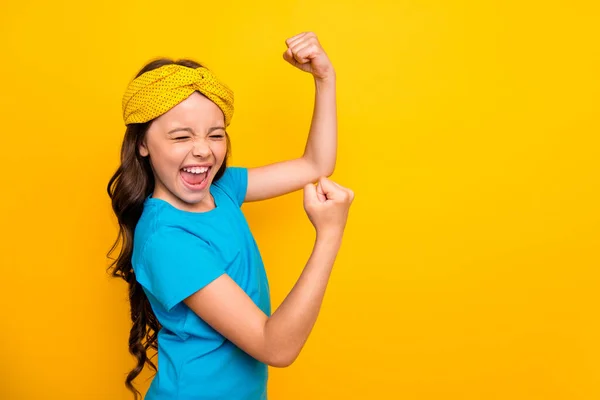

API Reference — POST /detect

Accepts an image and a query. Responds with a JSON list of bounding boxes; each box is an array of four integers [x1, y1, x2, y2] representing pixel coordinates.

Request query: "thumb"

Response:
[[303, 182, 319, 206], [318, 177, 343, 199], [316, 181, 327, 202]]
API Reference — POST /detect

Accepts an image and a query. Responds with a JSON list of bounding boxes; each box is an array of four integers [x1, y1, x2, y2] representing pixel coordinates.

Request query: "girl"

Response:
[[107, 32, 354, 400]]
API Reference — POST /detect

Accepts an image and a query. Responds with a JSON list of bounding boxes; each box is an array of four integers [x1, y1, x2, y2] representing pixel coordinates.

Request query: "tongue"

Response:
[[181, 171, 207, 185]]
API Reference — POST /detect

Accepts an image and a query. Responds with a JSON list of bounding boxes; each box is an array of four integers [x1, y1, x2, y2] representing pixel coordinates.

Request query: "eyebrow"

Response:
[[167, 126, 226, 135]]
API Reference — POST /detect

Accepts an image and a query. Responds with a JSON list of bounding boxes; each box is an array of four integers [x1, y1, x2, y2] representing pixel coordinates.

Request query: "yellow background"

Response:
[[1, 0, 598, 399]]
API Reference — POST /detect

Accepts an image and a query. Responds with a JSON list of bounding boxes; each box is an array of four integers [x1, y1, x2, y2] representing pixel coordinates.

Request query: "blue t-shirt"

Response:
[[131, 167, 271, 400]]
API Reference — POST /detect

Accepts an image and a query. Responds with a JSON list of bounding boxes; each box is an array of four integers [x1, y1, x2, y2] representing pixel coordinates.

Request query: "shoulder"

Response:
[[134, 224, 225, 312], [213, 166, 248, 207], [144, 224, 211, 259], [133, 202, 210, 266]]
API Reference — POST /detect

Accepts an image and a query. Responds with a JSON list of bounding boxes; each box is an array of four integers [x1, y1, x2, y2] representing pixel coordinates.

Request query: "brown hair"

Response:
[[106, 58, 230, 399]]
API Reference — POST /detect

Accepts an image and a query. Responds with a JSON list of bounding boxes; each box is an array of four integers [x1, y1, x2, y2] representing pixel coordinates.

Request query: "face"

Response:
[[139, 92, 228, 212]]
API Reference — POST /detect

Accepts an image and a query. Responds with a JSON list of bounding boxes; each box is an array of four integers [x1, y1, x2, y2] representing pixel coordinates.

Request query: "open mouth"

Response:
[[180, 166, 211, 188]]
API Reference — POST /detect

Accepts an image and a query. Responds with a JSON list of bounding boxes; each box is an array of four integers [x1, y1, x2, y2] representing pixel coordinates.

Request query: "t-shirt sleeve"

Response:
[[215, 166, 248, 207], [137, 227, 226, 312]]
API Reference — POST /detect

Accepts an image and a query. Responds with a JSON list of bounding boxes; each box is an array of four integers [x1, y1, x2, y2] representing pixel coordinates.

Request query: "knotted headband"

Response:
[[121, 64, 234, 126]]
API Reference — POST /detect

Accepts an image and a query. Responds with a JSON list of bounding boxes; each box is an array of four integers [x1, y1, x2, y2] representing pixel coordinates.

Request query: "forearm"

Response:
[[264, 230, 342, 366], [303, 76, 338, 176]]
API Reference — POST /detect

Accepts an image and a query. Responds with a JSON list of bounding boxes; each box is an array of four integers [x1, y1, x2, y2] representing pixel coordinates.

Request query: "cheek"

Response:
[[150, 143, 190, 171], [212, 141, 228, 158]]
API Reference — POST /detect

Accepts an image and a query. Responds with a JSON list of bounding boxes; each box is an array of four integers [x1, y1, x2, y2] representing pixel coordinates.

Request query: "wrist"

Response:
[[314, 72, 336, 87], [315, 227, 343, 245]]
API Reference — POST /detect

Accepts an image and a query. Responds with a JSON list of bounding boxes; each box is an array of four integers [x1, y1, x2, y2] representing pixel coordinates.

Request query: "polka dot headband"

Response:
[[121, 64, 234, 126]]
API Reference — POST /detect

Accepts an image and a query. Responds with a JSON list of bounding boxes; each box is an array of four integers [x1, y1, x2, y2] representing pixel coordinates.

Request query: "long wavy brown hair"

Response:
[[107, 58, 231, 399]]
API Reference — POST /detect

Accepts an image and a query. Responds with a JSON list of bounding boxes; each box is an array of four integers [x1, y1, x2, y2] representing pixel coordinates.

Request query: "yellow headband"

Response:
[[121, 64, 234, 126]]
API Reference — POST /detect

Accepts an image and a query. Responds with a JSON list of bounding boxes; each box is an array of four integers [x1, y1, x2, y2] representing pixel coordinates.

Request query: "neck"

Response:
[[153, 182, 216, 213]]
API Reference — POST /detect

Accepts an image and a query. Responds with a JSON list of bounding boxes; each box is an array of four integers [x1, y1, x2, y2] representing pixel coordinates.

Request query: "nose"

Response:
[[191, 138, 211, 158]]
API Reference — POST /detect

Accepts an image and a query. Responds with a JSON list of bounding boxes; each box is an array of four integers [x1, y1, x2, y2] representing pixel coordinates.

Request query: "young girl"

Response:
[[107, 32, 354, 400]]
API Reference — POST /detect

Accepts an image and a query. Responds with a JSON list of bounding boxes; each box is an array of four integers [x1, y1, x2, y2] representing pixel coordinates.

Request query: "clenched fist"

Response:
[[283, 32, 335, 81], [303, 177, 354, 236]]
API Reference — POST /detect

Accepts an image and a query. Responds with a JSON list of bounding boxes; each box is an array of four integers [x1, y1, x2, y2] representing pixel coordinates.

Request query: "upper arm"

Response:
[[139, 228, 226, 312], [245, 157, 324, 202], [183, 275, 282, 366]]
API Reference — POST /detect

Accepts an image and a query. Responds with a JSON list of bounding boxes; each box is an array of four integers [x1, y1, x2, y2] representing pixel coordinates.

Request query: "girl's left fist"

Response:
[[283, 32, 334, 81]]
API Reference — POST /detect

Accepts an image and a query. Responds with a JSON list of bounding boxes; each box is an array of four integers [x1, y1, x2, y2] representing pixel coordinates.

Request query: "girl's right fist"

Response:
[[303, 177, 354, 236]]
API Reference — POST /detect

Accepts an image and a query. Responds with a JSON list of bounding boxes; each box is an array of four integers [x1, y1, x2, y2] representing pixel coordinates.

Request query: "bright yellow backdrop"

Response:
[[0, 1, 598, 399]]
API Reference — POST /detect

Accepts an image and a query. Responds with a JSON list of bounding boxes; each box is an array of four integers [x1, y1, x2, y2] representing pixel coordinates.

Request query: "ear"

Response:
[[139, 140, 149, 157]]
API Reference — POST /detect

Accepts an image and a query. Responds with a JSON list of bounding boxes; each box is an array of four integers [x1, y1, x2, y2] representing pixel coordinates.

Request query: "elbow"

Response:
[[268, 355, 297, 368], [315, 161, 336, 179], [264, 349, 299, 368], [321, 157, 336, 177], [304, 155, 336, 179], [322, 162, 335, 178], [260, 320, 301, 368]]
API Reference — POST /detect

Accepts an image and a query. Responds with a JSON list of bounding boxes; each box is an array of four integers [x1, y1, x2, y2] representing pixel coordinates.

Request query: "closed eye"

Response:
[[174, 136, 190, 140]]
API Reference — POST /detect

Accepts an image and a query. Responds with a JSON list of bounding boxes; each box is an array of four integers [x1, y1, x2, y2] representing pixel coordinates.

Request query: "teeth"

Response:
[[182, 166, 209, 174]]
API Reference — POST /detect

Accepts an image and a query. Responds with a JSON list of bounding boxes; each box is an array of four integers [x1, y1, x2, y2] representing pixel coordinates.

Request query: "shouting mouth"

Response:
[[180, 166, 211, 190]]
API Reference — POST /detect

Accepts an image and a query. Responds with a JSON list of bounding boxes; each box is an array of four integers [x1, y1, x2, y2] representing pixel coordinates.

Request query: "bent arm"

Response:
[[183, 231, 341, 367], [245, 77, 337, 202]]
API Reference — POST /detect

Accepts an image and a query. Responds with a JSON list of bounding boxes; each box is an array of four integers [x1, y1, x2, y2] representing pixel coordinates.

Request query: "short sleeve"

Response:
[[137, 227, 226, 312], [215, 166, 248, 207]]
